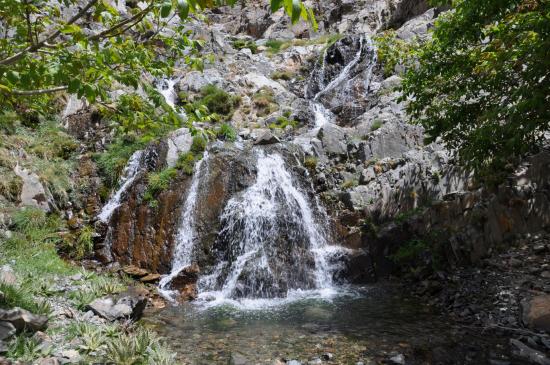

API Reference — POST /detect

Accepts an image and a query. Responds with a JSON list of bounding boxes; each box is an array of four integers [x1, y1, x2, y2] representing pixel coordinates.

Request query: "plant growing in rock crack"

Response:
[[232, 39, 258, 54], [370, 120, 383, 131], [268, 116, 298, 130], [192, 85, 241, 121], [217, 123, 237, 142], [271, 70, 294, 81], [252, 87, 278, 117], [341, 179, 359, 189], [304, 157, 318, 170]]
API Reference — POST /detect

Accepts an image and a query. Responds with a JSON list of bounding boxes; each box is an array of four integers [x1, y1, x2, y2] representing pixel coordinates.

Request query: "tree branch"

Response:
[[10, 86, 68, 95], [0, 0, 98, 66], [88, 2, 154, 41]]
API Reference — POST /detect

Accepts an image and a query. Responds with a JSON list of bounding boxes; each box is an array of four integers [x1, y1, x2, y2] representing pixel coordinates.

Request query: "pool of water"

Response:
[[145, 285, 517, 364]]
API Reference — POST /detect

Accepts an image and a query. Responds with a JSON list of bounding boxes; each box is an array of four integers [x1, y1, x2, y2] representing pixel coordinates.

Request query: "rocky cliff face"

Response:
[[90, 0, 550, 291]]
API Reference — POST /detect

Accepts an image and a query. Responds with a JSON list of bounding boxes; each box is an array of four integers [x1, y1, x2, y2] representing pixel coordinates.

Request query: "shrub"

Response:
[[268, 116, 298, 130], [0, 283, 51, 315], [194, 85, 241, 119], [304, 156, 318, 170], [144, 168, 177, 202], [373, 30, 412, 78], [253, 88, 278, 117], [232, 39, 258, 54], [340, 179, 358, 189], [176, 152, 197, 175], [370, 120, 383, 131], [190, 135, 207, 154], [217, 123, 237, 142], [271, 70, 294, 81], [265, 39, 286, 53]]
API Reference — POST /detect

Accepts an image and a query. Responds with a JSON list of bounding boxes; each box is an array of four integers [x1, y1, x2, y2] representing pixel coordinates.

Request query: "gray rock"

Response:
[[359, 167, 376, 185], [86, 292, 146, 322], [36, 357, 60, 365], [177, 69, 223, 94], [229, 352, 250, 365], [0, 308, 48, 333], [510, 339, 550, 365], [165, 128, 193, 168], [254, 130, 280, 145], [0, 340, 7, 354], [0, 321, 16, 341], [287, 361, 302, 365], [59, 349, 81, 364], [0, 265, 17, 286], [389, 353, 405, 364], [318, 124, 347, 156], [521, 295, 550, 332], [14, 165, 51, 211]]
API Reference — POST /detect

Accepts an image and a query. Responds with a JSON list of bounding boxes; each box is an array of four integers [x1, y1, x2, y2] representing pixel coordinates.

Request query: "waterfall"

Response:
[[159, 152, 209, 297], [312, 102, 335, 127], [312, 36, 366, 101], [305, 35, 377, 126], [196, 151, 345, 306], [156, 78, 178, 109], [97, 150, 144, 223]]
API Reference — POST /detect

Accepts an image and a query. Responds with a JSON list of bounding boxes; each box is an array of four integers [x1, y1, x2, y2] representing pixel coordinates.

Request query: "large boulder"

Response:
[[86, 290, 146, 322], [521, 295, 550, 333], [13, 166, 52, 212], [165, 128, 193, 168], [0, 308, 48, 333], [170, 264, 200, 302]]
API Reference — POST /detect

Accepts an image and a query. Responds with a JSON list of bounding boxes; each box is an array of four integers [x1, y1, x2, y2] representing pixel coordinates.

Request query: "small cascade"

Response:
[[305, 34, 377, 122], [156, 78, 179, 110], [97, 150, 144, 223], [312, 102, 335, 127], [159, 152, 210, 297], [197, 151, 343, 304]]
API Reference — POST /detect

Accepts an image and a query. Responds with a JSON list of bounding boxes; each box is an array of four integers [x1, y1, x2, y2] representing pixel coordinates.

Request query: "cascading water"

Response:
[[97, 150, 144, 223], [195, 151, 346, 307], [305, 34, 377, 126], [156, 78, 179, 109], [159, 152, 210, 299]]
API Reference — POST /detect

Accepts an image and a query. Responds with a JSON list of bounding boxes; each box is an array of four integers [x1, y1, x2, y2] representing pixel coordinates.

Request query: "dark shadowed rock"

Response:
[[0, 308, 47, 333], [0, 322, 15, 341], [510, 339, 550, 365]]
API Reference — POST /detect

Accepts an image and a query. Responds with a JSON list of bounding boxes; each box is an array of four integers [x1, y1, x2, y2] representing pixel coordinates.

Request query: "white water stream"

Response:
[[159, 152, 210, 299], [97, 150, 144, 223]]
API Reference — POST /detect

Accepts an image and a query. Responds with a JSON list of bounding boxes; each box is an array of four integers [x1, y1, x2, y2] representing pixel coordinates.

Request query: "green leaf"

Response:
[[270, 0, 284, 13], [0, 84, 12, 93], [60, 24, 81, 34], [6, 71, 19, 84], [160, 1, 172, 17], [177, 0, 189, 19], [67, 79, 81, 94], [307, 7, 318, 31], [291, 0, 301, 24]]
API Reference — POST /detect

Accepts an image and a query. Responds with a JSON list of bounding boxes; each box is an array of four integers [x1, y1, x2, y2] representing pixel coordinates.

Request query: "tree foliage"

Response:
[[0, 0, 315, 123], [402, 0, 550, 177]]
